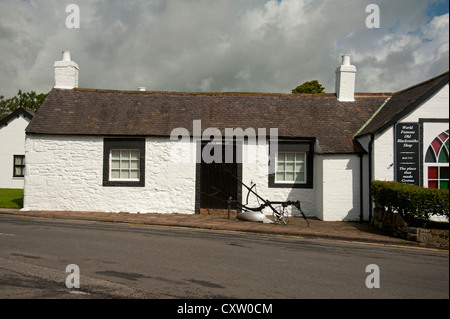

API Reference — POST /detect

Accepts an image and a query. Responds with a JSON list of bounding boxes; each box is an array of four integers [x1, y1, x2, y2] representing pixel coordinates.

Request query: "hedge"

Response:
[[371, 181, 449, 226]]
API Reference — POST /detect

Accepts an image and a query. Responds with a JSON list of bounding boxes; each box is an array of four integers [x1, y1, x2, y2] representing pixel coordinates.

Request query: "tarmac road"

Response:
[[0, 215, 448, 299]]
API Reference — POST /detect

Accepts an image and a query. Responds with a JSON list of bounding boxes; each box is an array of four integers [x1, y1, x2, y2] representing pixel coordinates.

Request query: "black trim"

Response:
[[13, 155, 25, 178], [268, 139, 315, 189], [419, 118, 450, 187], [103, 138, 145, 187], [374, 73, 449, 136]]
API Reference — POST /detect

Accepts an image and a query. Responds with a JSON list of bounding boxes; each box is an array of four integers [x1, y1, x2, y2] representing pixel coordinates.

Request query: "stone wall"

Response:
[[372, 208, 449, 249]]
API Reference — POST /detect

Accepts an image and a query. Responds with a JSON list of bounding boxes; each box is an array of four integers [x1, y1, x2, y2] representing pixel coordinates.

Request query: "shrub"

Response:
[[371, 181, 449, 227]]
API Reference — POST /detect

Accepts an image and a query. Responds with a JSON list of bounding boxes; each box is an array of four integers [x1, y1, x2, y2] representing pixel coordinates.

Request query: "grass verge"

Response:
[[0, 188, 23, 209]]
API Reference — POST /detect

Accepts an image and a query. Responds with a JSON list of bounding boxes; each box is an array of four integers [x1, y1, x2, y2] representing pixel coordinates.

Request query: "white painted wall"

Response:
[[242, 141, 317, 218], [321, 154, 362, 221], [24, 134, 365, 221], [23, 135, 197, 213], [0, 114, 31, 189], [372, 84, 449, 183]]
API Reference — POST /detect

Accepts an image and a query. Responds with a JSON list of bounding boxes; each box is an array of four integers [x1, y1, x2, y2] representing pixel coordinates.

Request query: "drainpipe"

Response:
[[359, 153, 364, 223], [368, 133, 374, 222]]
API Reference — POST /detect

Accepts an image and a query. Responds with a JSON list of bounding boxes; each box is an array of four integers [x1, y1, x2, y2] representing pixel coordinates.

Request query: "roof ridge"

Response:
[[392, 70, 449, 96]]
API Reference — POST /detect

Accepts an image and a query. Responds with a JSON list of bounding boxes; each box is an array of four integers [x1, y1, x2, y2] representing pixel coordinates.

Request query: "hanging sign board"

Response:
[[395, 122, 420, 185]]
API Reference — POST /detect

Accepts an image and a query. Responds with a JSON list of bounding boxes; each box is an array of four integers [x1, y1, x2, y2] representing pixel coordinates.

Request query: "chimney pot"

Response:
[[341, 54, 351, 66], [62, 51, 71, 62], [138, 87, 146, 91]]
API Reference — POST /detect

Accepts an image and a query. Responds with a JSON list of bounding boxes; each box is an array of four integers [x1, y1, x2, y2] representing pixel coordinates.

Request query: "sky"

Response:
[[0, 0, 448, 98]]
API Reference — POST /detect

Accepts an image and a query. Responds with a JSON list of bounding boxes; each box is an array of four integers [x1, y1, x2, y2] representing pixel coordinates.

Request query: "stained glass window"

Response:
[[425, 130, 449, 189]]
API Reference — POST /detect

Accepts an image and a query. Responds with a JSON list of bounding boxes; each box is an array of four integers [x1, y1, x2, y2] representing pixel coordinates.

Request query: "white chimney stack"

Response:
[[54, 50, 79, 89], [138, 87, 146, 91], [335, 54, 356, 102]]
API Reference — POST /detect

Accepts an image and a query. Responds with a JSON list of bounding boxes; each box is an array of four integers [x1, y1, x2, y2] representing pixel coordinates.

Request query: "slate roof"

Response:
[[26, 88, 390, 154], [356, 71, 449, 137]]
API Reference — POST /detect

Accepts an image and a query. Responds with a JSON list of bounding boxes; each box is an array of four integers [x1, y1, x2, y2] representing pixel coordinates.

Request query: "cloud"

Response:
[[0, 0, 448, 98]]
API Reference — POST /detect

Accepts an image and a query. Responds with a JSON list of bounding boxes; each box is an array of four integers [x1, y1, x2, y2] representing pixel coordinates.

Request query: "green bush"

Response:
[[371, 181, 449, 227]]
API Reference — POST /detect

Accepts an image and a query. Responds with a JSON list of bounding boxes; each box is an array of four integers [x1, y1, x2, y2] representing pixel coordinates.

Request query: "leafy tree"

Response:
[[292, 80, 325, 94], [0, 90, 48, 120]]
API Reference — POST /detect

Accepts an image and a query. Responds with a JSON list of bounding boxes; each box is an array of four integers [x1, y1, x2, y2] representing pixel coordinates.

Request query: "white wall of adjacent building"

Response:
[[0, 114, 31, 189], [372, 84, 449, 183]]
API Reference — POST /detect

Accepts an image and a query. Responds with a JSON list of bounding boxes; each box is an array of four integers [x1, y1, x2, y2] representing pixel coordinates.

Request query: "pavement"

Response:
[[0, 208, 443, 249]]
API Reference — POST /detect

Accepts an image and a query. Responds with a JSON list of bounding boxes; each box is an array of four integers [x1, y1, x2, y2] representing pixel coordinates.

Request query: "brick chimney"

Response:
[[54, 51, 79, 89], [335, 54, 356, 102]]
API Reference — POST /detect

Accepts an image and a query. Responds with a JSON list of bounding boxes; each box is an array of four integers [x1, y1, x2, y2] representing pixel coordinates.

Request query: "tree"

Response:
[[292, 80, 325, 94], [0, 90, 48, 120]]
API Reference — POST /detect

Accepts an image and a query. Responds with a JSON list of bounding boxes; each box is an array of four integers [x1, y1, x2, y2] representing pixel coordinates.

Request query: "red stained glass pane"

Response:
[[431, 138, 442, 155], [428, 181, 438, 189], [428, 167, 438, 179], [438, 132, 449, 142]]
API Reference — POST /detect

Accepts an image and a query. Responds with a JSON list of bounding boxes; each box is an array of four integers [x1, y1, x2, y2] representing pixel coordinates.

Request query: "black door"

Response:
[[200, 140, 239, 210]]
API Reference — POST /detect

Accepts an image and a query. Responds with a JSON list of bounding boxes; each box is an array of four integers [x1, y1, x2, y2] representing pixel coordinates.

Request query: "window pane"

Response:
[[277, 162, 285, 171], [130, 160, 139, 169], [276, 172, 285, 181], [111, 170, 120, 179], [15, 167, 23, 176], [130, 170, 139, 179], [296, 153, 305, 162], [121, 160, 130, 169], [438, 149, 449, 163], [296, 172, 305, 182], [440, 181, 449, 190], [121, 170, 130, 179], [285, 172, 295, 181], [440, 167, 449, 179], [428, 167, 438, 179], [286, 153, 295, 161], [285, 162, 295, 172], [130, 151, 140, 160], [296, 163, 304, 173], [111, 160, 120, 169], [15, 156, 24, 165], [121, 151, 130, 159], [428, 180, 438, 189], [278, 153, 285, 161], [111, 150, 121, 159], [425, 147, 436, 163]]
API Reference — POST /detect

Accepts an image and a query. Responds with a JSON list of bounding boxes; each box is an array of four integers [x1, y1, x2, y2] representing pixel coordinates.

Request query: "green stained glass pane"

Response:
[[440, 181, 449, 190], [438, 149, 449, 163]]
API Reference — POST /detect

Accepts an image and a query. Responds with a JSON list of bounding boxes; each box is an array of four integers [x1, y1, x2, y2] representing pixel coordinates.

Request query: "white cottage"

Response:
[[0, 108, 34, 189], [22, 51, 449, 221]]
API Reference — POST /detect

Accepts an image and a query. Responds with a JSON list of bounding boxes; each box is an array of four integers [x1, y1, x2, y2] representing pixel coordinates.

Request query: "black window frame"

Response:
[[13, 155, 25, 178], [103, 138, 145, 187], [268, 139, 315, 189]]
